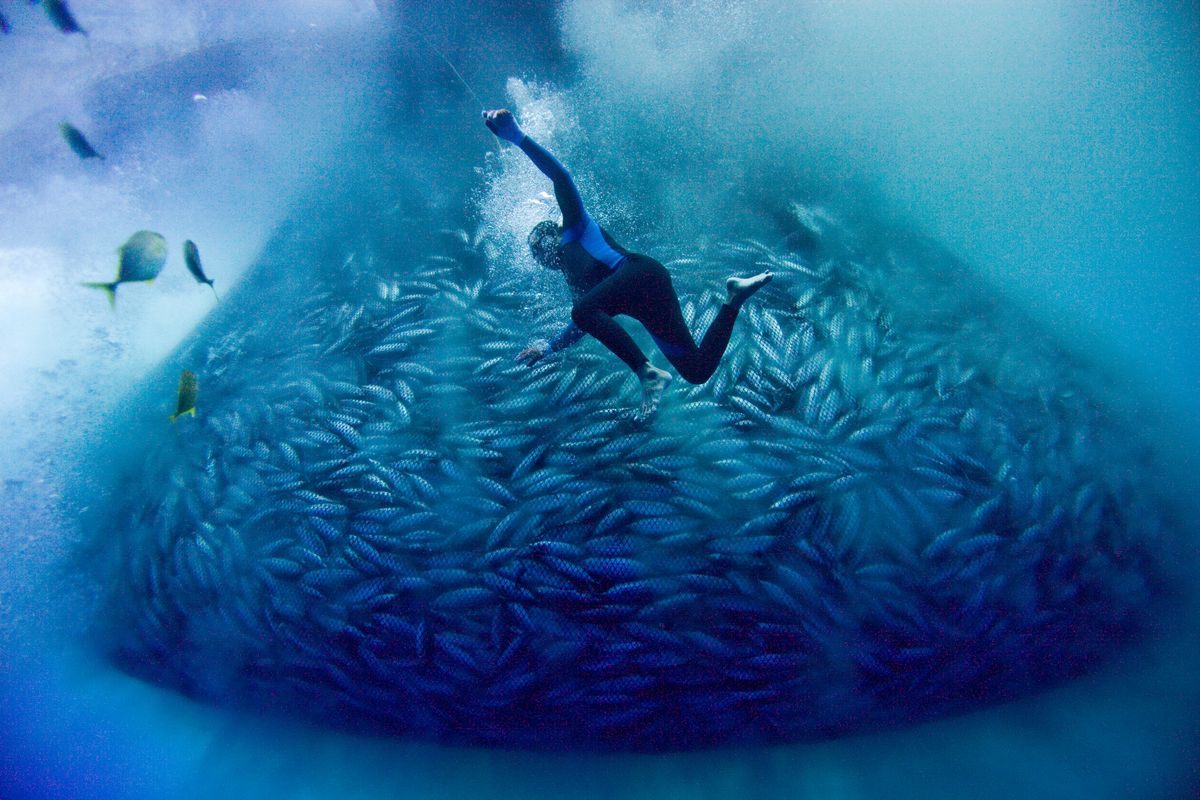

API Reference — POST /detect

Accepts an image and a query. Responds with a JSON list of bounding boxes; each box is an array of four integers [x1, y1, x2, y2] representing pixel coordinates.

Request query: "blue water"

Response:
[[1, 0, 1198, 798]]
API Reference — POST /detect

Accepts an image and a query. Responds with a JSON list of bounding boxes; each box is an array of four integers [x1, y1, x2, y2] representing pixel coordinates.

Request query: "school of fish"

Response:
[[84, 188, 1170, 752]]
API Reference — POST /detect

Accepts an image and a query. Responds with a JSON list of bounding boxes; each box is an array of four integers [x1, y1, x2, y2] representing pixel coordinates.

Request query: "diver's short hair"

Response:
[[528, 220, 561, 268]]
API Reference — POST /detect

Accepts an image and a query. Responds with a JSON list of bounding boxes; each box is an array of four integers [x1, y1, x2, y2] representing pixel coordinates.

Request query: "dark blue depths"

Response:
[[89, 193, 1167, 752]]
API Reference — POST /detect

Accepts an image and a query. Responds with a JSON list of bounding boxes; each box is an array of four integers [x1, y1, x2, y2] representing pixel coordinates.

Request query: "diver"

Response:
[[483, 109, 772, 417]]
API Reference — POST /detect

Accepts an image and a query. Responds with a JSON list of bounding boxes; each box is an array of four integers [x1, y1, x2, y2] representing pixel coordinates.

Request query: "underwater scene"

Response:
[[1, 0, 1198, 798]]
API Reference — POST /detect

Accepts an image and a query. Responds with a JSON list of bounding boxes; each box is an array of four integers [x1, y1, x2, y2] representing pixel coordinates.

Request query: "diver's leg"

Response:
[[571, 273, 649, 373], [624, 266, 707, 384], [619, 261, 762, 385], [676, 305, 737, 384], [671, 272, 773, 382], [573, 262, 672, 416]]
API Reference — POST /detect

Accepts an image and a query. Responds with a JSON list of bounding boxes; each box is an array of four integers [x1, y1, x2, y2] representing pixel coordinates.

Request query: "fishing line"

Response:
[[406, 22, 504, 154], [414, 28, 488, 112]]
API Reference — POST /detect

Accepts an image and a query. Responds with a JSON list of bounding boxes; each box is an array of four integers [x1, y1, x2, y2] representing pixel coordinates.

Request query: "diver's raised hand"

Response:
[[484, 109, 525, 145], [515, 341, 548, 366]]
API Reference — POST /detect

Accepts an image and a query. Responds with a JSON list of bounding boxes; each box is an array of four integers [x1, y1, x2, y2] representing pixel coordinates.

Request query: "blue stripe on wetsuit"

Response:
[[561, 224, 687, 357], [561, 216, 627, 271], [549, 215, 628, 353]]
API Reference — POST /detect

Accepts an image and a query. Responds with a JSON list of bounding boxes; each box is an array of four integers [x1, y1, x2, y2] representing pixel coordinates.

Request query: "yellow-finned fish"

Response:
[[183, 240, 219, 300], [170, 370, 198, 421], [81, 230, 168, 308]]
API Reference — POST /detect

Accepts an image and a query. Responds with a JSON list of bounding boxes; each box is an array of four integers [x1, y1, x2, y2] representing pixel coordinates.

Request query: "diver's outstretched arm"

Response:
[[484, 110, 585, 233]]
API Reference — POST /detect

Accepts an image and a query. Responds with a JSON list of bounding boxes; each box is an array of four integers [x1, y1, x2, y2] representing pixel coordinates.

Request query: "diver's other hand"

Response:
[[484, 109, 525, 145], [515, 341, 548, 366]]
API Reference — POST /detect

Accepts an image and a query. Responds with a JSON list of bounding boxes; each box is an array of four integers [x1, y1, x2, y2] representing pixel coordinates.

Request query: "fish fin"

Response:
[[186, 407, 196, 417], [81, 281, 117, 308], [209, 283, 219, 301]]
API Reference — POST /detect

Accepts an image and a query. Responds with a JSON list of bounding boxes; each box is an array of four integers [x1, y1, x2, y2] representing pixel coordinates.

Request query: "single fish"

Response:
[[58, 122, 104, 160], [183, 240, 219, 299], [1, 11, 11, 35], [170, 371, 198, 421], [43, 0, 85, 35], [81, 230, 168, 307]]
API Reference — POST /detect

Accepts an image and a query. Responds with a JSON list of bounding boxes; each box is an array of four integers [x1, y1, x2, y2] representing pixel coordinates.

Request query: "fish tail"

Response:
[[169, 408, 196, 422], [81, 281, 117, 308], [208, 282, 219, 301]]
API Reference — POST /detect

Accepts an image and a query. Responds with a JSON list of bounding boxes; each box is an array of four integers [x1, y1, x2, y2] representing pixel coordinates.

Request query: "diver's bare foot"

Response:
[[727, 272, 773, 307], [636, 363, 672, 418]]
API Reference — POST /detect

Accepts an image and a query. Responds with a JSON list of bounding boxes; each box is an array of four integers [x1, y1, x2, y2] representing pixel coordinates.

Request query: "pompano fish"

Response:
[[170, 371, 198, 421], [58, 122, 103, 160], [81, 231, 168, 307], [43, 0, 85, 35], [183, 240, 219, 299]]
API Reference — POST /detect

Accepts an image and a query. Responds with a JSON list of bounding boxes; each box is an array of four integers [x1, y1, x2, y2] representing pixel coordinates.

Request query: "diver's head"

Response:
[[528, 220, 562, 270]]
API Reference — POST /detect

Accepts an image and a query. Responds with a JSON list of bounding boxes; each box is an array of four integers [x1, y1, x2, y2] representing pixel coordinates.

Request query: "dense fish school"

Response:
[[83, 180, 1169, 751]]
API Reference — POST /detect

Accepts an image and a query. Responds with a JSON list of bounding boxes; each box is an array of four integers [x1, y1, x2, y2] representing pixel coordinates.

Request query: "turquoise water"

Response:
[[1, 1, 1198, 798]]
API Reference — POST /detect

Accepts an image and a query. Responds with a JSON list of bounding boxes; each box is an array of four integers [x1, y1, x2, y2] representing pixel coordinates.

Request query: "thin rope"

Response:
[[406, 24, 504, 154]]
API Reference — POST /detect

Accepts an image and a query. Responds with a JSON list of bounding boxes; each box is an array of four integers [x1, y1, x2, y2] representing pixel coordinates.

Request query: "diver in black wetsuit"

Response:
[[484, 109, 772, 417]]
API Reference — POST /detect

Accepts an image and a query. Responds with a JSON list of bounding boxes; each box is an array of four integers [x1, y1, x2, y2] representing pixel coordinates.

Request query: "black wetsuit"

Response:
[[517, 134, 740, 385]]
